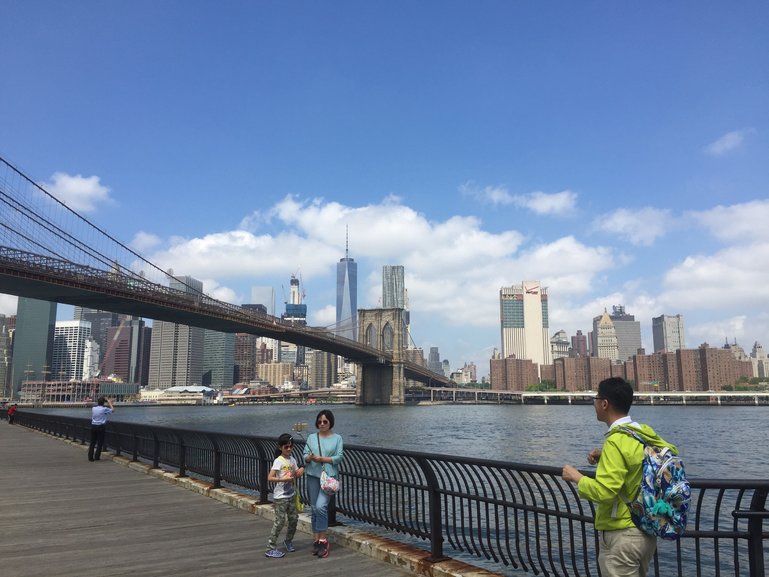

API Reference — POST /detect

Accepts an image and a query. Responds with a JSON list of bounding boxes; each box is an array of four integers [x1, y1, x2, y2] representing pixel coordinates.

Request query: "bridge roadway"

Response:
[[0, 247, 448, 386], [0, 422, 498, 577]]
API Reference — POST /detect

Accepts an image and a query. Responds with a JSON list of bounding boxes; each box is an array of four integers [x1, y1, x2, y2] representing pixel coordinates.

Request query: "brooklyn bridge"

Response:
[[0, 155, 449, 404]]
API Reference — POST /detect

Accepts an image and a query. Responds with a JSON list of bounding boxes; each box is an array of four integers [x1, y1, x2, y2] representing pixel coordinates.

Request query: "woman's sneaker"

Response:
[[318, 539, 330, 558], [312, 540, 320, 556], [265, 548, 285, 558]]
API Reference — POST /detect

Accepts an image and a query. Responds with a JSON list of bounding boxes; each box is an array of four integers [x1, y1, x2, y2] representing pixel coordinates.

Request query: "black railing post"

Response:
[[178, 434, 187, 478], [208, 434, 222, 488], [152, 430, 160, 469], [113, 425, 121, 457], [748, 487, 768, 577], [131, 426, 139, 462], [416, 456, 448, 562]]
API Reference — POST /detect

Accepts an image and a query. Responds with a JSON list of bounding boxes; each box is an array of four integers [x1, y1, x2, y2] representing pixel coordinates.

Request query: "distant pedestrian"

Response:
[[303, 409, 344, 558], [265, 433, 304, 558], [88, 396, 114, 461], [562, 377, 679, 577], [7, 404, 17, 424]]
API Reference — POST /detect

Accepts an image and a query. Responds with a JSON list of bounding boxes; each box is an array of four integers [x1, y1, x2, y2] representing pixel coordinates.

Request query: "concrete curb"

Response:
[[46, 432, 502, 577]]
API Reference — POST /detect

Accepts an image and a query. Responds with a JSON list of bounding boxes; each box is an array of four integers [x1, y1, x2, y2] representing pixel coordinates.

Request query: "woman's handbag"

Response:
[[316, 434, 341, 495]]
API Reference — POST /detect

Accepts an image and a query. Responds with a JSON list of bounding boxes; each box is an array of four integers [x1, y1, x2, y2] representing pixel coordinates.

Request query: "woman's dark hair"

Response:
[[315, 409, 335, 429], [274, 433, 294, 458]]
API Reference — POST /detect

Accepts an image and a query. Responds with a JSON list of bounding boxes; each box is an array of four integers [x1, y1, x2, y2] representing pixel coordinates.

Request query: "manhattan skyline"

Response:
[[1, 3, 768, 373]]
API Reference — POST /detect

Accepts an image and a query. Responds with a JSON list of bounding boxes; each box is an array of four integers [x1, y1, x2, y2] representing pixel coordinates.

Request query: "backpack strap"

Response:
[[613, 426, 648, 446]]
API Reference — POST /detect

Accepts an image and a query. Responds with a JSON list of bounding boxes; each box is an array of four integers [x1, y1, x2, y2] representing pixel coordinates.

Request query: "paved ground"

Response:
[[0, 423, 433, 577]]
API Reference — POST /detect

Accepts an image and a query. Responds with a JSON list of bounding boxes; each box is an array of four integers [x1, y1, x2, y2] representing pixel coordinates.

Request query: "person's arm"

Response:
[[107, 398, 114, 412], [328, 435, 344, 465], [576, 439, 629, 503]]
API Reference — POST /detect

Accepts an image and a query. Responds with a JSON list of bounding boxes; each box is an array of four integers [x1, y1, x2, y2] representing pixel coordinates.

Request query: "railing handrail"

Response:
[[15, 410, 768, 577]]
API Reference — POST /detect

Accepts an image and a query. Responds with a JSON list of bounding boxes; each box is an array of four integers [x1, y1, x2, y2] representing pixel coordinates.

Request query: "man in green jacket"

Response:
[[562, 377, 678, 577]]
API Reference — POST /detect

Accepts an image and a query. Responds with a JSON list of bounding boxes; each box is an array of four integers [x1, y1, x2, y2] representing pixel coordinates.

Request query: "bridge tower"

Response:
[[356, 308, 408, 405]]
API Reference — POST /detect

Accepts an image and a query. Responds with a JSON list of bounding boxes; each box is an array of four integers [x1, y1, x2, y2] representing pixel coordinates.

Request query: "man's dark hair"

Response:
[[97, 396, 107, 406], [597, 377, 633, 414]]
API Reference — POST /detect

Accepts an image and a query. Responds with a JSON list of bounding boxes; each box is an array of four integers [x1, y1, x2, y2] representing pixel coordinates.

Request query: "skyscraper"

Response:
[[101, 319, 151, 385], [595, 310, 619, 360], [281, 274, 307, 365], [202, 329, 235, 390], [652, 314, 685, 353], [11, 297, 56, 398], [0, 314, 16, 398], [147, 275, 205, 389], [336, 232, 358, 341], [591, 305, 642, 361], [571, 330, 588, 357], [499, 281, 552, 369], [382, 265, 405, 309]]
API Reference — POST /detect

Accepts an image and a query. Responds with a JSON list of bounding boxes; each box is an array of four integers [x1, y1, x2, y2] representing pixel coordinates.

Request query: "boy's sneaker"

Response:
[[283, 540, 296, 553], [265, 548, 285, 558], [318, 539, 330, 559]]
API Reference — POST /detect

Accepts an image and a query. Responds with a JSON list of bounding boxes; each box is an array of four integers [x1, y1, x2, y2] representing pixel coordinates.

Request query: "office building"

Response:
[[594, 310, 619, 360], [1, 314, 15, 398], [147, 275, 205, 389], [571, 330, 588, 357], [234, 333, 257, 384], [427, 347, 443, 374], [73, 307, 125, 357], [550, 329, 570, 361], [652, 314, 686, 353], [11, 297, 56, 398], [336, 233, 358, 341], [750, 342, 769, 379], [52, 320, 92, 381], [307, 350, 337, 389], [592, 305, 642, 361], [281, 274, 307, 365], [499, 281, 552, 369], [382, 265, 405, 308], [202, 329, 235, 390], [101, 319, 151, 385]]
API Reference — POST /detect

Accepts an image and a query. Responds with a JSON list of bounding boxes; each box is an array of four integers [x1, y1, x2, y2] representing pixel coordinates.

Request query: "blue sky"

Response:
[[2, 2, 768, 375]]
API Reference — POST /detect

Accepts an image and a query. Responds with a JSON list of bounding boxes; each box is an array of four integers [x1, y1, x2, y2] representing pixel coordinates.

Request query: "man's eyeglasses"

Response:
[[594, 396, 606, 401]]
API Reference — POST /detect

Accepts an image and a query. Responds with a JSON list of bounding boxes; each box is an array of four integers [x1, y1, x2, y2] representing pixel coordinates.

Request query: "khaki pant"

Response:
[[599, 527, 657, 577]]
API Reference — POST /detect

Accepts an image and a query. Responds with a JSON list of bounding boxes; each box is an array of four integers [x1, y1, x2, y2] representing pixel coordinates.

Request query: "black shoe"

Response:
[[88, 458, 95, 462]]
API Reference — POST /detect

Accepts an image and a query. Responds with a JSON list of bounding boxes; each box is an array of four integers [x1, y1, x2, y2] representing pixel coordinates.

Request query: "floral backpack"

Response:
[[616, 427, 691, 540]]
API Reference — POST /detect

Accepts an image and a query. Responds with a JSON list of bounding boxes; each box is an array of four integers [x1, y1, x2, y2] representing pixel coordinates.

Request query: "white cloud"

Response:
[[311, 304, 337, 328], [688, 199, 769, 243], [40, 172, 113, 213], [660, 242, 769, 311], [703, 128, 755, 156], [130, 231, 162, 252], [460, 182, 578, 216], [0, 294, 17, 316], [591, 207, 674, 246]]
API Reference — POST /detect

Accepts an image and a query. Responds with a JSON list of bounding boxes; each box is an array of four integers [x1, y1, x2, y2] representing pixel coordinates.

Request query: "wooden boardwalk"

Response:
[[0, 423, 487, 577]]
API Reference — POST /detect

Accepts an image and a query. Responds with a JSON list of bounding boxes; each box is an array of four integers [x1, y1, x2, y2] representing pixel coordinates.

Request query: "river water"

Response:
[[36, 403, 769, 479]]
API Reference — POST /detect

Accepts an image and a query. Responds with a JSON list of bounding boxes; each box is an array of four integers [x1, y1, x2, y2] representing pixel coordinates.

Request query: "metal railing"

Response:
[[17, 411, 768, 577]]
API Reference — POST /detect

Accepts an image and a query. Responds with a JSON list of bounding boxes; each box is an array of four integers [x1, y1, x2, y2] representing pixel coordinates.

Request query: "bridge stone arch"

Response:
[[357, 308, 408, 405]]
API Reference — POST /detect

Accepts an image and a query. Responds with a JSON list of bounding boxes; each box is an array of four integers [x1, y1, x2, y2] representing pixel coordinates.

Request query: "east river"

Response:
[[36, 403, 769, 479]]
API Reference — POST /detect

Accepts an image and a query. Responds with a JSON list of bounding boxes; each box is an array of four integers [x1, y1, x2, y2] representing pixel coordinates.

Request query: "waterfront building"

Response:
[[52, 320, 92, 381], [101, 319, 151, 386], [0, 314, 15, 398], [256, 362, 294, 388], [147, 276, 205, 389], [751, 342, 769, 379], [592, 305, 642, 361], [441, 359, 450, 377], [490, 355, 539, 391], [550, 329, 570, 361], [570, 330, 588, 357], [202, 330, 235, 390], [336, 232, 358, 341], [11, 297, 56, 398], [652, 314, 685, 353], [499, 281, 552, 371], [553, 356, 618, 391], [594, 310, 619, 361]]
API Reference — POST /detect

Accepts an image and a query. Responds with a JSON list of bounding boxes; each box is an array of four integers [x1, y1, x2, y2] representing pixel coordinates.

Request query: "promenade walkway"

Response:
[[0, 423, 500, 577]]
